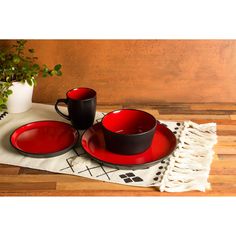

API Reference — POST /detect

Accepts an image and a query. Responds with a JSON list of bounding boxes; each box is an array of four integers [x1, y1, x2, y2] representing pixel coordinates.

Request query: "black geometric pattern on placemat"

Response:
[[160, 122, 182, 140], [153, 170, 162, 181], [77, 163, 119, 180], [59, 148, 88, 172], [0, 111, 8, 121], [59, 155, 79, 172], [73, 148, 87, 157], [171, 122, 182, 139], [96, 165, 119, 180], [161, 159, 167, 164], [152, 159, 169, 182], [174, 123, 181, 133], [96, 168, 119, 178], [95, 113, 106, 123], [77, 165, 101, 176], [119, 172, 143, 183]]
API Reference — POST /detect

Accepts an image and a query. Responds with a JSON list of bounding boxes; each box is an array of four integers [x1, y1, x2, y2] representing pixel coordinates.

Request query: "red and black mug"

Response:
[[55, 87, 96, 130]]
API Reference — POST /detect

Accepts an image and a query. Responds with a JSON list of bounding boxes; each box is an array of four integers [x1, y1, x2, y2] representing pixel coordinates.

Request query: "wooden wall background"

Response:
[[1, 40, 236, 105]]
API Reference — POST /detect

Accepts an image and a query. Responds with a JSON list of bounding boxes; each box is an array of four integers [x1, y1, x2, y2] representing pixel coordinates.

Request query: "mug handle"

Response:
[[55, 99, 70, 120]]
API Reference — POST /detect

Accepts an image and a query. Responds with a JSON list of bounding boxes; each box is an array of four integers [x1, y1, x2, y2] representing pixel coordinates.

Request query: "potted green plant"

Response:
[[0, 40, 62, 113]]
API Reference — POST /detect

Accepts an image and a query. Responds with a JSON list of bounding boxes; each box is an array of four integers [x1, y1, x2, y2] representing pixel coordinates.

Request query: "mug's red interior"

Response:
[[102, 109, 157, 135], [67, 88, 96, 100]]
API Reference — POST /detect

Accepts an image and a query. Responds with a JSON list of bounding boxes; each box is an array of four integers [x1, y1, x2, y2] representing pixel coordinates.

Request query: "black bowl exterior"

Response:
[[102, 125, 156, 155]]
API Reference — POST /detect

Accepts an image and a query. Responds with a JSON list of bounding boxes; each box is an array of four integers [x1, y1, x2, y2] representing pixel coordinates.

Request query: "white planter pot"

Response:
[[7, 82, 34, 113]]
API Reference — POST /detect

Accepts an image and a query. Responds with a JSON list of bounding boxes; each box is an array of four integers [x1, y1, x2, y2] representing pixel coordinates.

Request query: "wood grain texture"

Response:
[[0, 103, 236, 196], [1, 40, 236, 104]]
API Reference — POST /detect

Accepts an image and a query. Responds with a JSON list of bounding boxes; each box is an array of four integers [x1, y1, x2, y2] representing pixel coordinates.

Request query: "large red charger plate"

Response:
[[81, 122, 177, 169], [10, 120, 79, 157]]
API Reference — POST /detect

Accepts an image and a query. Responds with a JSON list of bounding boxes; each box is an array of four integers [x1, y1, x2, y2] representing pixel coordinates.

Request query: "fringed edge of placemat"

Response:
[[159, 121, 217, 192]]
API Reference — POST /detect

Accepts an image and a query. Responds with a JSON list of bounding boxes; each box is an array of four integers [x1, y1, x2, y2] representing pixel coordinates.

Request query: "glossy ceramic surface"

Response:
[[81, 122, 177, 169], [67, 87, 96, 100], [55, 87, 96, 130], [102, 109, 157, 134], [102, 109, 157, 155], [10, 120, 79, 157]]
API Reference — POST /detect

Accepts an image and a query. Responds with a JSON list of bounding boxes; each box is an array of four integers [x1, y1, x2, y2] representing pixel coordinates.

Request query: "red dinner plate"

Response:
[[10, 120, 79, 157], [81, 122, 177, 169]]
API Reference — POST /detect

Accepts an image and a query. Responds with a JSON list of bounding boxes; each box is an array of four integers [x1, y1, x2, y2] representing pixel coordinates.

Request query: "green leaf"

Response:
[[32, 63, 40, 71], [13, 55, 20, 64], [54, 64, 62, 71], [50, 70, 56, 76], [0, 52, 5, 61], [17, 40, 27, 46], [0, 40, 62, 89], [42, 72, 48, 77], [56, 70, 62, 76], [0, 103, 7, 111], [7, 90, 13, 95], [43, 66, 49, 73], [26, 79, 32, 86], [32, 78, 37, 86]]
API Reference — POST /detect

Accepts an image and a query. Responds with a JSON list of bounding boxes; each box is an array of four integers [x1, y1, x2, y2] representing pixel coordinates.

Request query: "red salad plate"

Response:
[[81, 122, 177, 169], [10, 120, 79, 158]]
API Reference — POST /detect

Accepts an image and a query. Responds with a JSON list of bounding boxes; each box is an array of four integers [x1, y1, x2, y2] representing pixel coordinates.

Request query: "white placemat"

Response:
[[0, 103, 217, 192]]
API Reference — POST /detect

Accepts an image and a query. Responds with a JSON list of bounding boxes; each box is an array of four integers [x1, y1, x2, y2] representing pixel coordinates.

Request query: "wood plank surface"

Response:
[[0, 103, 236, 196]]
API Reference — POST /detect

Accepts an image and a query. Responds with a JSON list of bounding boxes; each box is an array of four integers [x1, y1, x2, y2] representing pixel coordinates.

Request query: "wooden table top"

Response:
[[0, 103, 235, 196]]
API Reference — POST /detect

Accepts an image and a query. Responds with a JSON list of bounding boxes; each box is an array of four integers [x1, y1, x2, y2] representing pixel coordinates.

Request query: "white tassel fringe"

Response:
[[159, 121, 217, 192]]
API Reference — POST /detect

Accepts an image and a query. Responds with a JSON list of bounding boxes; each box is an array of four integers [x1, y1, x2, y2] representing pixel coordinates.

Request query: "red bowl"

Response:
[[101, 109, 157, 155]]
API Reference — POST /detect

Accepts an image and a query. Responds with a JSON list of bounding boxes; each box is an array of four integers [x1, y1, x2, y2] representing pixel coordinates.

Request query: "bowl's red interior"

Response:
[[102, 109, 157, 135], [67, 88, 96, 100]]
